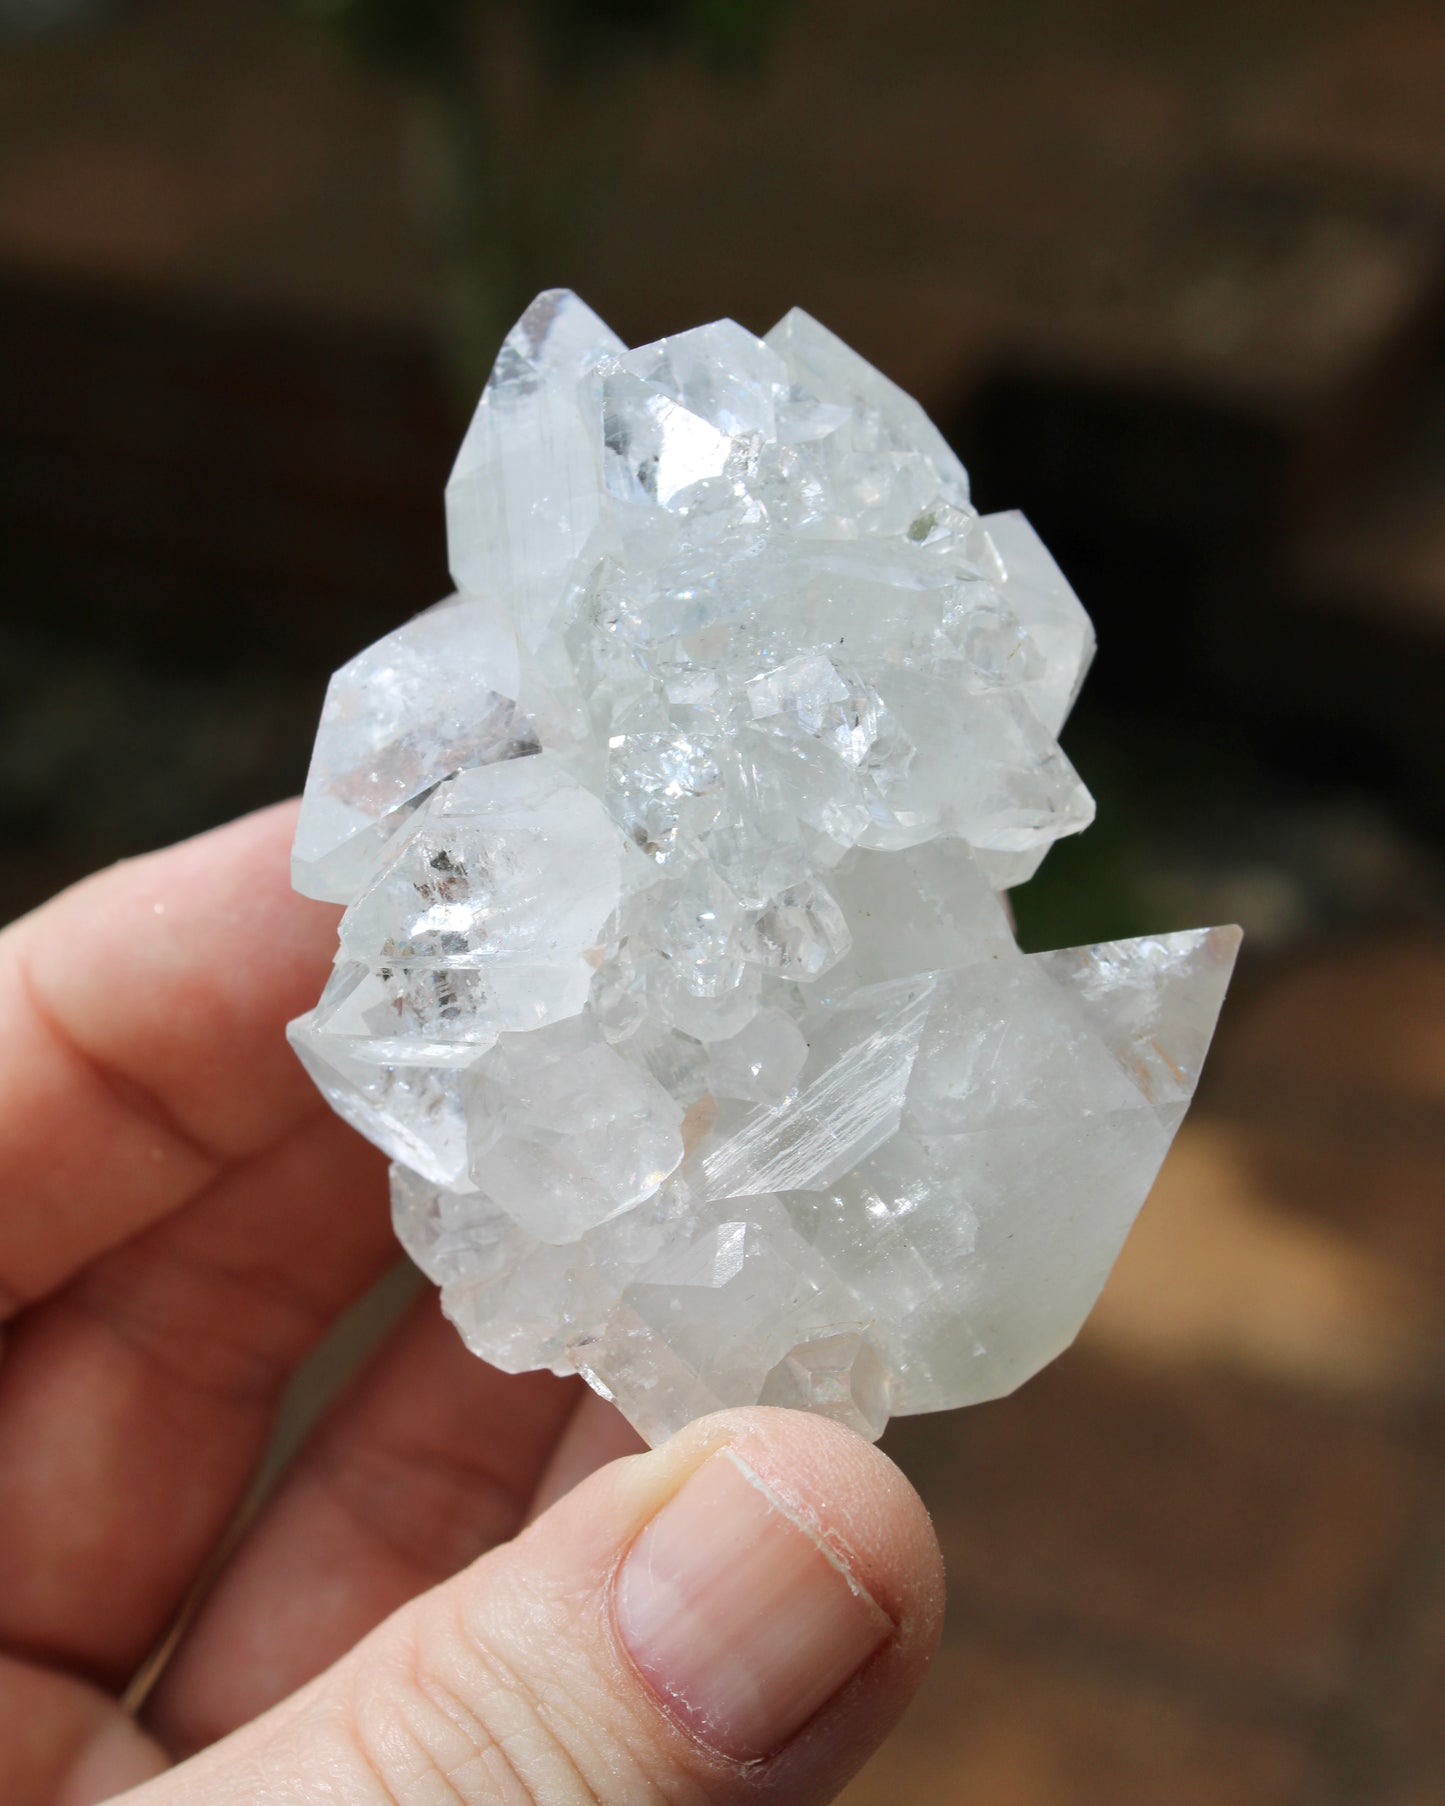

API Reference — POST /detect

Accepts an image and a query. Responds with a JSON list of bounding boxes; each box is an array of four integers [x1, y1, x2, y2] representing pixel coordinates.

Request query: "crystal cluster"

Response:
[[288, 290, 1239, 1445]]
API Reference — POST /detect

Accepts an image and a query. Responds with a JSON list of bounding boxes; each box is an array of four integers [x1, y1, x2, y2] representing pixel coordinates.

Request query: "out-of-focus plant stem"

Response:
[[302, 0, 791, 398]]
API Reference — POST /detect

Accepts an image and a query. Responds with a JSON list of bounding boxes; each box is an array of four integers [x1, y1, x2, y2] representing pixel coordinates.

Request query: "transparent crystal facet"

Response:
[[292, 596, 538, 902], [290, 290, 1240, 1447]]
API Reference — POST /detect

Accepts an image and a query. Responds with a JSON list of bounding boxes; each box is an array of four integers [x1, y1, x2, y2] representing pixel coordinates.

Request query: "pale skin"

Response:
[[0, 802, 944, 1806]]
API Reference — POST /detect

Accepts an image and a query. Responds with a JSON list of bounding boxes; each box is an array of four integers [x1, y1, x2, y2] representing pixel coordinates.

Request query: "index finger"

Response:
[[0, 802, 336, 1314]]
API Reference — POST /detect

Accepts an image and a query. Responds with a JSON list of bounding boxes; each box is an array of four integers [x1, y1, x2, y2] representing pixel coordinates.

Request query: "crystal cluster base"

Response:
[[288, 290, 1239, 1446]]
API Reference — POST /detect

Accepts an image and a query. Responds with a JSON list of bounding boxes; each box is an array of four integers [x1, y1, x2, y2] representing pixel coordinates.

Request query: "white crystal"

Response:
[[292, 596, 539, 902], [982, 509, 1096, 737], [704, 1008, 808, 1105], [447, 290, 625, 648], [465, 1017, 685, 1241], [340, 755, 621, 991], [290, 959, 491, 1188], [764, 308, 972, 517], [290, 290, 1240, 1447], [759, 1328, 893, 1440]]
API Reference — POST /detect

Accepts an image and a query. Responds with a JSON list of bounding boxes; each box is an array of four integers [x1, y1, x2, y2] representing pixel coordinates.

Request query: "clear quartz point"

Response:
[[446, 290, 625, 649], [290, 290, 1240, 1447], [292, 596, 538, 903]]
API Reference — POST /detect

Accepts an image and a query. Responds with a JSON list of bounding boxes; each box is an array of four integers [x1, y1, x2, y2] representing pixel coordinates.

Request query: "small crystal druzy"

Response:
[[288, 292, 1239, 1445]]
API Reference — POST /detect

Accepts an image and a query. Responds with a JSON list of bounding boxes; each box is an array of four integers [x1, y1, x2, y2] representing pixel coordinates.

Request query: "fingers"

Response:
[[0, 802, 337, 1314], [145, 1294, 579, 1756], [0, 1112, 394, 1683], [0, 1654, 166, 1806], [121, 1409, 945, 1806]]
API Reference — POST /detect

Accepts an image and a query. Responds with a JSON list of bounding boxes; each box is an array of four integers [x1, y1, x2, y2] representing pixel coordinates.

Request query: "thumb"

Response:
[[121, 1407, 944, 1806]]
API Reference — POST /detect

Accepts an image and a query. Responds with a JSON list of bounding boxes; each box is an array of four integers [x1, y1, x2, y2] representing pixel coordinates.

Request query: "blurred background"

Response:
[[3, 1, 1445, 1800]]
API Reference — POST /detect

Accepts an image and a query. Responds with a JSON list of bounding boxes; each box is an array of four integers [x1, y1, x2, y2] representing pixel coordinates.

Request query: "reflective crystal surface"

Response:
[[290, 290, 1240, 1445]]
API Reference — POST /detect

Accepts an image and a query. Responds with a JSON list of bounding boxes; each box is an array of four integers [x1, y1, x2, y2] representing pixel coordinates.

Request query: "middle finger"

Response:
[[144, 1292, 580, 1757], [0, 1109, 393, 1685]]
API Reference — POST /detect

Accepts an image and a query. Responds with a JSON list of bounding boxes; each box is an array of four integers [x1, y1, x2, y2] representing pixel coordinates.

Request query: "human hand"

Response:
[[0, 804, 943, 1806]]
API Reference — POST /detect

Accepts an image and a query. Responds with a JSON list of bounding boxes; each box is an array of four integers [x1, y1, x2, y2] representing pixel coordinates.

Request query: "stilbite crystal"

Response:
[[289, 289, 1240, 1445]]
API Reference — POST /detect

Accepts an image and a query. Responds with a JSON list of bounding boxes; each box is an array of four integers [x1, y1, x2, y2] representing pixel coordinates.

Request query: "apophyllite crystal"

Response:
[[288, 290, 1240, 1445]]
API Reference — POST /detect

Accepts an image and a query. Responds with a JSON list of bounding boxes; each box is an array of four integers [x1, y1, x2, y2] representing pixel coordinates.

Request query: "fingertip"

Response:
[[712, 1406, 947, 1652], [523, 1402, 947, 1671], [600, 1407, 945, 1780]]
